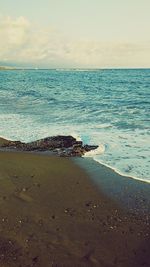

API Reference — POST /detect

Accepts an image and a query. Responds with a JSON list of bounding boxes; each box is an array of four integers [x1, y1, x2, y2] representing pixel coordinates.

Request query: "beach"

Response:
[[0, 69, 150, 181], [0, 0, 150, 265], [0, 148, 149, 267]]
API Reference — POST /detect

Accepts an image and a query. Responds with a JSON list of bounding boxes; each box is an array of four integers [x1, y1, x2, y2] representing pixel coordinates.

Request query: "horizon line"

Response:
[[0, 66, 150, 71]]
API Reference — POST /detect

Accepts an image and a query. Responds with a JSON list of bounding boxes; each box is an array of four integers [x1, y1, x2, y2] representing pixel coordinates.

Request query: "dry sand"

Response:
[[0, 151, 149, 267]]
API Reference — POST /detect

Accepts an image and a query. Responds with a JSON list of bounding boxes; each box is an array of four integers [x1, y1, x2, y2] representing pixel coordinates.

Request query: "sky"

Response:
[[0, 0, 150, 68]]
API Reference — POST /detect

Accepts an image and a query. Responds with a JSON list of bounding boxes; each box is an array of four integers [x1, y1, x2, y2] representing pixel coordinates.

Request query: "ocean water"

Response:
[[0, 69, 150, 182]]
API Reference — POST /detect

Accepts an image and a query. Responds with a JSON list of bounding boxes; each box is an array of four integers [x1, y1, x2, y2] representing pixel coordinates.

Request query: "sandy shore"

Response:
[[0, 151, 149, 267], [75, 157, 150, 215]]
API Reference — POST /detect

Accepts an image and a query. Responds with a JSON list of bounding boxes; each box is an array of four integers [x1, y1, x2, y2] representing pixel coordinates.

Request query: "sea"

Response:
[[0, 69, 150, 183]]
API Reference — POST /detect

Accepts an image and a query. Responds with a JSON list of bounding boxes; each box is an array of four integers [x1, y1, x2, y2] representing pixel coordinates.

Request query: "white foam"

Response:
[[92, 157, 150, 184], [0, 114, 149, 184], [71, 133, 82, 142], [84, 144, 105, 157]]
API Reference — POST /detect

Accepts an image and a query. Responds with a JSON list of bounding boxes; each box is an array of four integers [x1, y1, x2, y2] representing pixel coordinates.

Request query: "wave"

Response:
[[92, 158, 150, 184], [83, 144, 105, 157], [0, 69, 149, 185]]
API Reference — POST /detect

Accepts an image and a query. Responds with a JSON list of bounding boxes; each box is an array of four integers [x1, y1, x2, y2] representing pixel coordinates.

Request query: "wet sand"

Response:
[[0, 151, 149, 267]]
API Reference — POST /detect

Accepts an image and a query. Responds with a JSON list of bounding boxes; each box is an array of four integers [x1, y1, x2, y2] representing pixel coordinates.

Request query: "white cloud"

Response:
[[0, 16, 30, 56], [0, 16, 149, 68]]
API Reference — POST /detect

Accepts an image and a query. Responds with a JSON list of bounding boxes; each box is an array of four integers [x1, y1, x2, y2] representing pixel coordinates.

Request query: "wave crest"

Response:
[[83, 144, 105, 157]]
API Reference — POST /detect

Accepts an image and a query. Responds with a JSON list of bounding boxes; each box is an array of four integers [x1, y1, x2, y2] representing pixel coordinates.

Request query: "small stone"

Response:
[[22, 188, 27, 192], [64, 208, 69, 213]]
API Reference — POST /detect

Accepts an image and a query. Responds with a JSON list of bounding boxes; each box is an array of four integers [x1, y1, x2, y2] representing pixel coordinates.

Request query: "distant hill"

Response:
[[0, 66, 17, 70], [0, 66, 36, 70]]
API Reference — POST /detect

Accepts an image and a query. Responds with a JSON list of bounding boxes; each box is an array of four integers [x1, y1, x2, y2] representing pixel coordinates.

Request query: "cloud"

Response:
[[0, 16, 30, 56], [0, 16, 149, 68]]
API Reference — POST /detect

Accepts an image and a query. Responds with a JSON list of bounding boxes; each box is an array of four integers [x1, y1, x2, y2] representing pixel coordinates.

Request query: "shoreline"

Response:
[[74, 157, 150, 215], [0, 135, 149, 184], [1, 146, 149, 185], [88, 157, 150, 184]]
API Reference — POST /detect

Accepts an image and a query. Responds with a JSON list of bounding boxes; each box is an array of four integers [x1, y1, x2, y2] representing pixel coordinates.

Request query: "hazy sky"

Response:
[[0, 0, 150, 68]]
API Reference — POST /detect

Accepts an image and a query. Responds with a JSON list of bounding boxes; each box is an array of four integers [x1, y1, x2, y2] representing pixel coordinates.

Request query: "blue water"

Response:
[[0, 69, 150, 182]]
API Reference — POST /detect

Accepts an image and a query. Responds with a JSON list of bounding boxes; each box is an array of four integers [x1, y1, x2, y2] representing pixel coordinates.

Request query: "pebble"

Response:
[[64, 209, 68, 213], [2, 218, 7, 222], [22, 188, 27, 192]]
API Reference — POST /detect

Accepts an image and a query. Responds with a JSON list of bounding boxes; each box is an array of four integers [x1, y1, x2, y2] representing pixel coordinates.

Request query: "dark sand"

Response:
[[0, 137, 9, 146], [0, 151, 149, 267], [75, 157, 150, 215]]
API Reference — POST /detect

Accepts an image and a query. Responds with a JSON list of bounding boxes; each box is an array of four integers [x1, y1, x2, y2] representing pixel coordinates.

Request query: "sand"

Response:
[[0, 137, 9, 146], [0, 150, 149, 267]]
